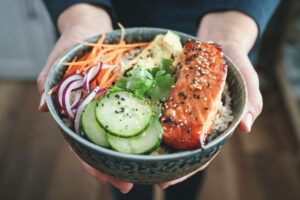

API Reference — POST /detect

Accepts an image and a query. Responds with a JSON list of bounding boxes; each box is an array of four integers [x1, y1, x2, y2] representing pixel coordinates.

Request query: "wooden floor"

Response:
[[0, 81, 299, 200]]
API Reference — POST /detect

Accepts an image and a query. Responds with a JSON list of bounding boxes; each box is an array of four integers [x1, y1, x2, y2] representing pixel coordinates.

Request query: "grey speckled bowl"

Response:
[[45, 28, 247, 184]]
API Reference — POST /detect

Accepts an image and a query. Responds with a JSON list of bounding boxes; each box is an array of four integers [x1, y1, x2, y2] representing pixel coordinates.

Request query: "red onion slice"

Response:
[[74, 86, 99, 133], [82, 58, 103, 92], [62, 79, 83, 119], [70, 90, 82, 109], [55, 73, 83, 109], [96, 87, 111, 94]]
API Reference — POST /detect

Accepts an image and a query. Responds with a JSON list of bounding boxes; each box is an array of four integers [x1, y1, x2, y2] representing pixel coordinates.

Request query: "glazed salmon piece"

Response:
[[161, 40, 227, 149]]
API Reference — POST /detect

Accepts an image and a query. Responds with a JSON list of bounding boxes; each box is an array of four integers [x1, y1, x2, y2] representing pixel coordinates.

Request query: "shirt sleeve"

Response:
[[43, 0, 115, 27], [200, 0, 281, 38]]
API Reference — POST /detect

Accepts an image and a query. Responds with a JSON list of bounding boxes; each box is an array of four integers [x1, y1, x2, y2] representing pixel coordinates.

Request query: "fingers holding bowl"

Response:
[[157, 150, 219, 189], [71, 147, 133, 193]]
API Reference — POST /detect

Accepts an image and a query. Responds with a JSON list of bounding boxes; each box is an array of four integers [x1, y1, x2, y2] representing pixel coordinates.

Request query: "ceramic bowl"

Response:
[[45, 27, 247, 184]]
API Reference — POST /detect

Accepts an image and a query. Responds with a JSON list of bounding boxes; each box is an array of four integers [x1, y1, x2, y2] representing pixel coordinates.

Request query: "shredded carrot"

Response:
[[118, 23, 125, 44], [53, 23, 150, 99], [103, 66, 122, 88], [47, 85, 57, 95]]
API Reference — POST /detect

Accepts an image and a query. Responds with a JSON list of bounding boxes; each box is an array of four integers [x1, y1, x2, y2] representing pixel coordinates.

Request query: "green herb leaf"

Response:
[[160, 57, 173, 74], [156, 74, 174, 88], [110, 58, 174, 102], [114, 78, 127, 89]]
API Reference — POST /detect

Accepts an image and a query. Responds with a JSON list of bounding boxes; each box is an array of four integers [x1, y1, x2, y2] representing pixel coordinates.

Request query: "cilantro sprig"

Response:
[[110, 57, 175, 102]]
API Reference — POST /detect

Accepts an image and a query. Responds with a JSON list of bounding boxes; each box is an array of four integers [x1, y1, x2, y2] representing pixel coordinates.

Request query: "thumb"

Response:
[[236, 56, 263, 132], [37, 38, 67, 112]]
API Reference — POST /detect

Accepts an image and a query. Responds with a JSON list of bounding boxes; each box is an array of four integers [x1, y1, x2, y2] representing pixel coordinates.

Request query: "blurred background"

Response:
[[0, 0, 299, 200]]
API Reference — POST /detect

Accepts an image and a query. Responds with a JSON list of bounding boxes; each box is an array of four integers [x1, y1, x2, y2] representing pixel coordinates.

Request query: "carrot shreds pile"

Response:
[[50, 24, 150, 96]]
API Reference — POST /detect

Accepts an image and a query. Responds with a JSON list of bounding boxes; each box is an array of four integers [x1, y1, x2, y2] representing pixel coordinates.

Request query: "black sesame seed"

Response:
[[190, 111, 193, 115], [178, 92, 185, 96], [189, 66, 193, 70], [162, 116, 178, 125], [181, 101, 185, 105], [193, 53, 198, 58], [204, 107, 209, 110], [193, 94, 201, 99], [171, 54, 175, 61], [185, 74, 189, 78], [187, 126, 191, 134], [121, 97, 125, 101], [115, 94, 120, 99], [185, 57, 192, 64]]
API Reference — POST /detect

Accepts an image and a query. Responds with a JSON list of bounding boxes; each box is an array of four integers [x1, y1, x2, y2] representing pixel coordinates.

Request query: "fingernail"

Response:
[[160, 184, 169, 190], [245, 113, 253, 132], [120, 187, 131, 194], [120, 189, 128, 194], [39, 92, 46, 111]]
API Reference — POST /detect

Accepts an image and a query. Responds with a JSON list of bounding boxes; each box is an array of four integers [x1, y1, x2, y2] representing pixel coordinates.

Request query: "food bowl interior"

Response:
[[45, 27, 247, 161]]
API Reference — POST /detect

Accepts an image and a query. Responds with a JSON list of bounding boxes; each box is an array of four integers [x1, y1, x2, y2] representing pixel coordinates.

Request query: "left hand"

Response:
[[157, 151, 219, 189]]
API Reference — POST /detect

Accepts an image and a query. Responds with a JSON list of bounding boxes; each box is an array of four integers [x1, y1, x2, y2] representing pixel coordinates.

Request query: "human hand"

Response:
[[157, 151, 219, 189], [158, 11, 263, 189], [197, 11, 263, 132], [37, 3, 133, 193], [37, 3, 113, 111], [70, 148, 133, 193]]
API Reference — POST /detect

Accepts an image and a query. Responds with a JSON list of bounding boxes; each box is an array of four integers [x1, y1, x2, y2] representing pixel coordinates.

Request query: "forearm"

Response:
[[197, 11, 258, 53], [57, 3, 113, 34]]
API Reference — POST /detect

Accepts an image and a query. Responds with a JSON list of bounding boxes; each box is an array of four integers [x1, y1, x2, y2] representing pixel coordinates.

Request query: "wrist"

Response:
[[57, 3, 113, 34], [197, 11, 258, 53]]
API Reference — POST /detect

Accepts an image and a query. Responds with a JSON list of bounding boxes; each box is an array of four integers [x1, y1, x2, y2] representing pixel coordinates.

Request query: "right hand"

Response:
[[37, 3, 134, 193]]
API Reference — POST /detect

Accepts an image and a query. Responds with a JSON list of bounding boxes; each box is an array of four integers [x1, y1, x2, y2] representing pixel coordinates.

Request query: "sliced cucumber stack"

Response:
[[107, 118, 163, 154], [95, 91, 152, 137], [81, 99, 110, 147], [81, 90, 163, 154]]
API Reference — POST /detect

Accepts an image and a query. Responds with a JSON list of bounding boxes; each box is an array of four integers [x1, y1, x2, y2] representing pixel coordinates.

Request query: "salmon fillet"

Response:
[[161, 40, 227, 149]]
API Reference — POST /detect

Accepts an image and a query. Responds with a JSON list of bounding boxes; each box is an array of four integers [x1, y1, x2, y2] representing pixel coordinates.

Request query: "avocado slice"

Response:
[[123, 32, 183, 75]]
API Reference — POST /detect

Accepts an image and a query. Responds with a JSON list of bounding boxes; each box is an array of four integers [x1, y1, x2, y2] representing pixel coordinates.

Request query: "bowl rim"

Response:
[[45, 27, 247, 161]]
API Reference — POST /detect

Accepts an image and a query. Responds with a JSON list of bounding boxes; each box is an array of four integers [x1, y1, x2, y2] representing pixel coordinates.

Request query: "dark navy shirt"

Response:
[[43, 0, 280, 38]]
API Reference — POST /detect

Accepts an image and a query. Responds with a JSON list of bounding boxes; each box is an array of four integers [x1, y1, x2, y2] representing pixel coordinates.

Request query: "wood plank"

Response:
[[44, 141, 105, 200], [275, 64, 300, 144], [0, 82, 61, 200]]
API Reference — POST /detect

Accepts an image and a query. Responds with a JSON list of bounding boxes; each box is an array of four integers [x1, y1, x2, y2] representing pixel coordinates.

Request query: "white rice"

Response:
[[212, 85, 234, 133]]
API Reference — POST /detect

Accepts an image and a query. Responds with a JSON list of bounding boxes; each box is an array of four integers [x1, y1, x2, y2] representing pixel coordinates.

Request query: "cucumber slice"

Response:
[[95, 91, 152, 137], [107, 118, 163, 154], [81, 100, 110, 147]]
